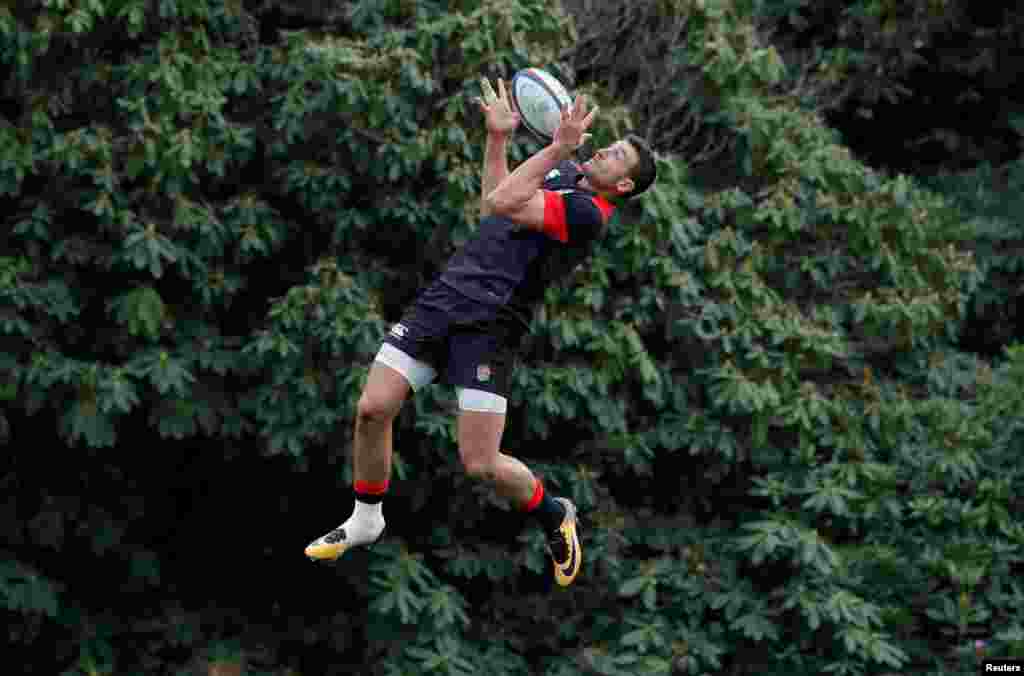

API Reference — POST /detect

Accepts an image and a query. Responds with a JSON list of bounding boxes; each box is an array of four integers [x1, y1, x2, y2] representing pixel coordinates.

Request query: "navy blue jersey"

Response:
[[438, 160, 615, 327]]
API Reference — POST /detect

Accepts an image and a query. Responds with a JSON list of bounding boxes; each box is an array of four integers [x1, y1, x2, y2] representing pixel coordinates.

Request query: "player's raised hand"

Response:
[[552, 93, 597, 153], [476, 76, 520, 136]]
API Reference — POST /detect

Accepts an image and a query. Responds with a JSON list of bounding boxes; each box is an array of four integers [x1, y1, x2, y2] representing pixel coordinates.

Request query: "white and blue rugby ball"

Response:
[[510, 68, 573, 141]]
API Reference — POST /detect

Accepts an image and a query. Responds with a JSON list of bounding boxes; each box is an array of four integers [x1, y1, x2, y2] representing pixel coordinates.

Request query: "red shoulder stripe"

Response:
[[592, 195, 615, 223], [542, 191, 569, 243]]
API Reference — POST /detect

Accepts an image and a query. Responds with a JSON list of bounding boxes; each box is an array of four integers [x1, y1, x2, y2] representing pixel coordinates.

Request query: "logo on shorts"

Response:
[[389, 323, 408, 339], [476, 364, 492, 383]]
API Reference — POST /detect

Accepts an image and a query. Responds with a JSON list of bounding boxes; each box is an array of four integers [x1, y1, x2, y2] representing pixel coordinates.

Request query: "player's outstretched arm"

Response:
[[486, 94, 597, 214], [476, 77, 519, 217]]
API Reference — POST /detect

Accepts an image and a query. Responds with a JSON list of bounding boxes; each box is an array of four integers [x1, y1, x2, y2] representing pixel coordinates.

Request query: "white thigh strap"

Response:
[[457, 387, 508, 414], [375, 343, 437, 391]]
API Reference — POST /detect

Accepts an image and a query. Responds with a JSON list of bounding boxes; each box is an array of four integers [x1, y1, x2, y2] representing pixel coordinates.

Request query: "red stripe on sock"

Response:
[[355, 479, 389, 495], [523, 478, 544, 512]]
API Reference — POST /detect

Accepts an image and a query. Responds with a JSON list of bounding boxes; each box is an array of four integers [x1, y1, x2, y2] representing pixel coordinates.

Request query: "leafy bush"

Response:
[[2, 0, 1020, 674]]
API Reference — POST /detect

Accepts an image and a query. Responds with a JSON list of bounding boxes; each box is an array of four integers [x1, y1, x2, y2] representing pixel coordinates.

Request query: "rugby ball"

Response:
[[510, 68, 573, 141]]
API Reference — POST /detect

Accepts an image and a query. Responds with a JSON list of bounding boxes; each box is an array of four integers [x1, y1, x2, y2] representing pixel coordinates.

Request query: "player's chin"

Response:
[[584, 164, 605, 182]]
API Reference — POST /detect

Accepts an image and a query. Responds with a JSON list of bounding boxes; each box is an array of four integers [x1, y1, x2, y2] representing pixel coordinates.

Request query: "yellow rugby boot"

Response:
[[305, 521, 383, 562], [547, 498, 581, 587]]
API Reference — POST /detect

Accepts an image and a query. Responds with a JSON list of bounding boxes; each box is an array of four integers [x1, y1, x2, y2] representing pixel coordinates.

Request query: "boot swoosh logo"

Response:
[[557, 530, 577, 577]]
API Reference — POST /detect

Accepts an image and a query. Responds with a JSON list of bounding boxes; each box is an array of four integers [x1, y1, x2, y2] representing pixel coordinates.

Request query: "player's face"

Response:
[[582, 140, 639, 195]]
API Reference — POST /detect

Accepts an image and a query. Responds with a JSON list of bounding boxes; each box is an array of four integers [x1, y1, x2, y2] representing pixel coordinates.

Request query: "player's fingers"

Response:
[[582, 105, 599, 127], [497, 78, 508, 103], [480, 77, 498, 104], [502, 80, 516, 113], [574, 94, 586, 116]]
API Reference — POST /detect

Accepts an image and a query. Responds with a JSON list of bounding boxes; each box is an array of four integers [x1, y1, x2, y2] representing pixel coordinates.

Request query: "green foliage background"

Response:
[[2, 0, 1022, 674]]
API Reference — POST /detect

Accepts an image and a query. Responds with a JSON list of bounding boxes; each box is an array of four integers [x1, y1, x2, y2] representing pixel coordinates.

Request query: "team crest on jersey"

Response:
[[389, 323, 407, 339], [545, 169, 561, 180], [476, 364, 492, 382]]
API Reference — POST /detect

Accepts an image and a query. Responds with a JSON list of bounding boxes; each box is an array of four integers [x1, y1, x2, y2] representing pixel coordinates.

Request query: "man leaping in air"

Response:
[[305, 76, 657, 587]]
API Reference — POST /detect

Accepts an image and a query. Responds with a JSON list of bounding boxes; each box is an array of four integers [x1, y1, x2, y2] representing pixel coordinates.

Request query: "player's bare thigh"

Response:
[[456, 405, 506, 477], [360, 342, 438, 419]]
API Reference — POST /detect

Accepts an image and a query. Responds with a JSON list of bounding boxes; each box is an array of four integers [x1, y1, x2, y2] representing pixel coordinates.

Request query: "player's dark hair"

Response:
[[622, 133, 657, 199]]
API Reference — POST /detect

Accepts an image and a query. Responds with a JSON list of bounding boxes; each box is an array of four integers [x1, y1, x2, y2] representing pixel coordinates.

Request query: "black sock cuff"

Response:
[[534, 494, 566, 532]]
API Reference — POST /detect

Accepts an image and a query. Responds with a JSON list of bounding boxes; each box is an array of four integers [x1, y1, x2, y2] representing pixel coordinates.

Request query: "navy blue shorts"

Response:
[[380, 280, 519, 397]]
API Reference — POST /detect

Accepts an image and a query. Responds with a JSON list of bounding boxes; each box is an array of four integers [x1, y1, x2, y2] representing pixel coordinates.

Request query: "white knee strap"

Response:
[[457, 387, 508, 414]]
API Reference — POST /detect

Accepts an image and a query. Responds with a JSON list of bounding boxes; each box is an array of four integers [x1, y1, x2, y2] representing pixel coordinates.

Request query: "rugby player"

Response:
[[305, 77, 657, 587]]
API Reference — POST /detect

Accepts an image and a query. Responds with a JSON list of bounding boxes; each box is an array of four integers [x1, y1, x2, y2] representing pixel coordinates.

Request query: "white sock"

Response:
[[342, 499, 385, 544]]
